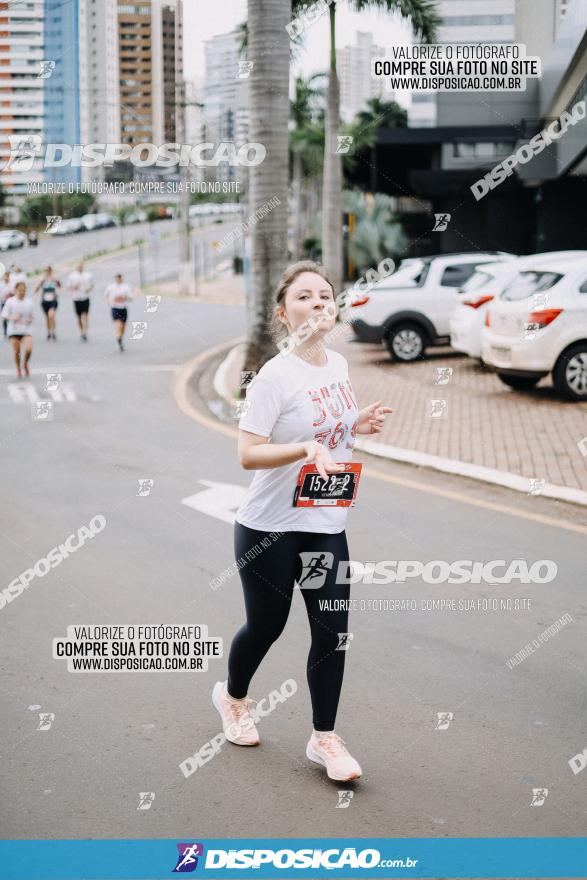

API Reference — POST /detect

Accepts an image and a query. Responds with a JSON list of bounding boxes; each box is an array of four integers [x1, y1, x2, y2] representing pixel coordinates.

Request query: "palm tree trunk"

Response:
[[243, 0, 291, 374], [321, 2, 343, 292], [292, 149, 303, 260]]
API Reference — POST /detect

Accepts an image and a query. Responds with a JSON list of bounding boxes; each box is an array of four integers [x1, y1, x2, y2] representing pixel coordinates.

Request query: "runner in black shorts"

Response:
[[1, 281, 34, 378], [34, 266, 60, 340], [211, 261, 392, 783], [66, 262, 94, 341], [104, 273, 133, 352]]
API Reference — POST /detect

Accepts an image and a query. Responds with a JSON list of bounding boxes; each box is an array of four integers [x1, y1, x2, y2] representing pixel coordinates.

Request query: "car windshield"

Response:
[[500, 271, 563, 301]]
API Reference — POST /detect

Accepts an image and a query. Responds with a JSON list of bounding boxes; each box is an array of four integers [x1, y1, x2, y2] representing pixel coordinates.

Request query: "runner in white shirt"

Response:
[[104, 273, 134, 352], [66, 262, 94, 341], [9, 266, 26, 291], [1, 281, 34, 378], [0, 270, 13, 338], [211, 261, 393, 783]]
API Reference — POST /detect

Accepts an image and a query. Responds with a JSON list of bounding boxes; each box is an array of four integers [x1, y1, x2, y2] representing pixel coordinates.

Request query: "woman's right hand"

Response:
[[303, 440, 346, 481]]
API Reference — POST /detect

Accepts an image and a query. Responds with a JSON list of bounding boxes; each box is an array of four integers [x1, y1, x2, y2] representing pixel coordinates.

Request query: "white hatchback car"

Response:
[[481, 257, 587, 400], [450, 251, 587, 359], [346, 252, 513, 362]]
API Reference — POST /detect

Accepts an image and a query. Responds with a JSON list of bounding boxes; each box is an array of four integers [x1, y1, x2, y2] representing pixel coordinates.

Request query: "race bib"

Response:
[[293, 462, 362, 507], [113, 295, 126, 305], [43, 293, 56, 302]]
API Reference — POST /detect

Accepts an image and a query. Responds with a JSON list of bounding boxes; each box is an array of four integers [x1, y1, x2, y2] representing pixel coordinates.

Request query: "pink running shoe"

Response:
[[306, 731, 362, 781], [212, 680, 260, 746]]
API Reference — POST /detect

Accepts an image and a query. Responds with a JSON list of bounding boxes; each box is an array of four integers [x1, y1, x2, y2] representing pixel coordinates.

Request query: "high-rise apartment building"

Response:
[[338, 31, 391, 122], [0, 0, 45, 195]]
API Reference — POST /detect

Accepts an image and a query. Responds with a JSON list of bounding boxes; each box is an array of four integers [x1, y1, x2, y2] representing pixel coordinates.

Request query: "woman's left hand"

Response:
[[356, 400, 393, 435]]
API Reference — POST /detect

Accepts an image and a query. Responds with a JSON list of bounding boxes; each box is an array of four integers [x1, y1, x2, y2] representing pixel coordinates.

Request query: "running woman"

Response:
[[34, 266, 61, 340], [212, 261, 392, 782], [1, 281, 34, 378], [66, 262, 94, 341], [1, 269, 13, 338], [105, 272, 133, 352]]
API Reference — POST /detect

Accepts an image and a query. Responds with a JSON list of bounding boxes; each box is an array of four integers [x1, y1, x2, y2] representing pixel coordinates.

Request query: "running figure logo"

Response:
[[435, 712, 453, 730], [173, 843, 204, 872], [37, 712, 55, 731], [336, 632, 353, 651], [433, 213, 451, 232], [297, 551, 334, 589], [45, 215, 62, 234], [137, 792, 155, 810], [530, 788, 548, 806], [336, 790, 354, 808]]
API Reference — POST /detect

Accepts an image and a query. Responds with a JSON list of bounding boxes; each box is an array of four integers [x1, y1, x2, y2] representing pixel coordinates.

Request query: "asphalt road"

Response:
[[0, 262, 586, 844]]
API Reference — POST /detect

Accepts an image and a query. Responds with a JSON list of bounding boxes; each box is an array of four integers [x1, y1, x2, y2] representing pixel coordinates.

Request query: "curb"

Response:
[[211, 341, 587, 509]]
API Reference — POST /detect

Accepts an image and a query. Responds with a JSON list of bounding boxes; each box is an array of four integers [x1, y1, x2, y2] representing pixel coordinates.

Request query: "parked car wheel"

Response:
[[552, 344, 587, 401], [386, 323, 427, 362], [496, 373, 541, 391]]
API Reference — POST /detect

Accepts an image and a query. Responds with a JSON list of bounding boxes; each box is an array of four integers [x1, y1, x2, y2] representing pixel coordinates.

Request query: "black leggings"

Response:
[[228, 522, 351, 732]]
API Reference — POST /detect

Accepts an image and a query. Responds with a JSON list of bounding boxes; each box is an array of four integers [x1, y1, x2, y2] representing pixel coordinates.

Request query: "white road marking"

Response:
[[181, 479, 246, 525]]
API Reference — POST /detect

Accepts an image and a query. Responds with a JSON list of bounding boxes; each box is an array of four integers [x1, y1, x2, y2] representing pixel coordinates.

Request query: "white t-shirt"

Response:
[[67, 270, 93, 301], [9, 271, 26, 290], [236, 347, 359, 534], [105, 282, 133, 307], [1, 296, 34, 335]]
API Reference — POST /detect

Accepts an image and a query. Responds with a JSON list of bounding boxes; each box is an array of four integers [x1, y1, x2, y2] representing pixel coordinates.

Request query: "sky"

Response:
[[182, 0, 414, 101]]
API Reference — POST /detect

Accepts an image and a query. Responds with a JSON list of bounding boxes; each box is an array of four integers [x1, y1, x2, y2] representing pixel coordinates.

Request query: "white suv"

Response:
[[346, 252, 513, 362], [481, 257, 587, 400], [450, 251, 587, 360]]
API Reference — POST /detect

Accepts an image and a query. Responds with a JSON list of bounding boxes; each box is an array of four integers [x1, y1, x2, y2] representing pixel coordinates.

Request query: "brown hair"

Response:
[[270, 260, 335, 343]]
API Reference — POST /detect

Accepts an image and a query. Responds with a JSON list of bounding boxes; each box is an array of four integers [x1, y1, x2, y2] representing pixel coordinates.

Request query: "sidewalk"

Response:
[[197, 272, 587, 503]]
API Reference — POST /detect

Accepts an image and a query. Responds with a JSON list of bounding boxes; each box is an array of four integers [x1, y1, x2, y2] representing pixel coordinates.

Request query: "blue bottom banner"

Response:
[[1, 837, 587, 879]]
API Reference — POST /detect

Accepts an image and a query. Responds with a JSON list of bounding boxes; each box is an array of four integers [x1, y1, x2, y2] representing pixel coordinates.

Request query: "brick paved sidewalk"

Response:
[[197, 271, 587, 498]]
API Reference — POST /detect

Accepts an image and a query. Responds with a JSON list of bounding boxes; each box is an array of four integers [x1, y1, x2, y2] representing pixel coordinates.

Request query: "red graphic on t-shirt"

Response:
[[308, 379, 358, 451]]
